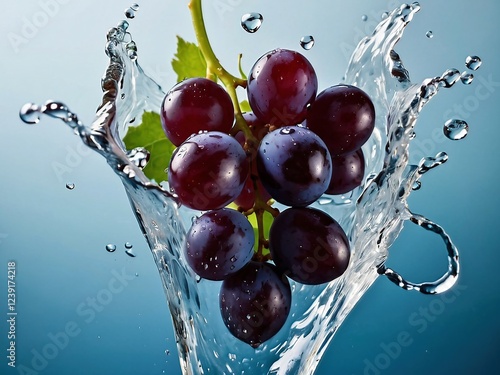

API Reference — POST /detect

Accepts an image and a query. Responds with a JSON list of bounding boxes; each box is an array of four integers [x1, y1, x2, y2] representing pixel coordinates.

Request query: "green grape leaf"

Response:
[[122, 111, 175, 183], [239, 100, 251, 113], [171, 36, 207, 82]]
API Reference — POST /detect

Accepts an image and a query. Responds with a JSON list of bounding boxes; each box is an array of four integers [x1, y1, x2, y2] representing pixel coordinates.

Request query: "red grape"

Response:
[[326, 148, 365, 195], [247, 49, 317, 126], [219, 261, 291, 347], [269, 207, 350, 285], [306, 84, 375, 155], [160, 77, 234, 146], [256, 126, 332, 207], [184, 208, 254, 281], [168, 132, 249, 210]]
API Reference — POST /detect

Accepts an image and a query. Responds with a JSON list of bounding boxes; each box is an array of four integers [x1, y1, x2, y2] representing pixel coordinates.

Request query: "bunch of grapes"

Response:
[[160, 48, 375, 348]]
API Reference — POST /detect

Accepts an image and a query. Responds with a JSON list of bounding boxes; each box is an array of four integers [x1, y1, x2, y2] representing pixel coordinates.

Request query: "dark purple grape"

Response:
[[219, 261, 291, 347], [184, 208, 254, 281], [168, 132, 249, 210], [269, 207, 350, 285], [306, 84, 375, 155], [256, 126, 331, 207], [247, 49, 317, 126], [326, 148, 365, 195], [160, 77, 234, 146]]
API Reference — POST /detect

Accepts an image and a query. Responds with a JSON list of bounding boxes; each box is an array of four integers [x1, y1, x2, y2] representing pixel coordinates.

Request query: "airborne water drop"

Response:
[[241, 13, 263, 33], [106, 244, 117, 252], [465, 55, 482, 70], [443, 119, 469, 140], [460, 72, 474, 85], [300, 35, 315, 50]]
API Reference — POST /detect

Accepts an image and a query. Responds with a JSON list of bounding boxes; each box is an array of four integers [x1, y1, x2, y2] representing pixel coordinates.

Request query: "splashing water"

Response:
[[19, 3, 470, 374]]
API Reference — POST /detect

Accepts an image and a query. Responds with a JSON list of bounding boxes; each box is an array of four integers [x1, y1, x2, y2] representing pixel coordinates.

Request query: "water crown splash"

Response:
[[19, 3, 474, 374]]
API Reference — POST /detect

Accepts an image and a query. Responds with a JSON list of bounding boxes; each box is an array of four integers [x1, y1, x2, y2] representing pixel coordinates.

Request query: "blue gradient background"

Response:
[[1, 1, 499, 374]]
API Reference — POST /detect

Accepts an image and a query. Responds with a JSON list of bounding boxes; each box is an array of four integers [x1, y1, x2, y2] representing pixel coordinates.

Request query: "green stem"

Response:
[[188, 0, 254, 142]]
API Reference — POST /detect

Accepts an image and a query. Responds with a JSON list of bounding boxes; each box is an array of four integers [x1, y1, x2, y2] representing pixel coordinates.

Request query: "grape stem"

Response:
[[188, 0, 278, 259], [188, 0, 255, 143]]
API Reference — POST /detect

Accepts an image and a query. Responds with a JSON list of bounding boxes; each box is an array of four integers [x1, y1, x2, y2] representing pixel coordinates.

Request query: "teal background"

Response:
[[1, 1, 499, 374]]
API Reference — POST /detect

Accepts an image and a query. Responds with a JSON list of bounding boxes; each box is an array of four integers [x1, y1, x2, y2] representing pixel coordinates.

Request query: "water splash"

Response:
[[19, 3, 468, 375]]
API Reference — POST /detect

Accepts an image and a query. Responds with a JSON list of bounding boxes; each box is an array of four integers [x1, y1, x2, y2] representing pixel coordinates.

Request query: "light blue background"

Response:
[[1, 1, 499, 374]]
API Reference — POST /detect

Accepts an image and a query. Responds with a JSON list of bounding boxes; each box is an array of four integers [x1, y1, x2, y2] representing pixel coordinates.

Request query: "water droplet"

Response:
[[412, 181, 422, 190], [66, 183, 75, 190], [125, 242, 133, 249], [241, 13, 263, 33], [130, 3, 139, 11], [135, 273, 139, 277], [418, 151, 448, 173], [439, 68, 461, 88], [465, 55, 482, 71], [125, 248, 136, 257], [381, 12, 389, 19], [165, 349, 170, 355], [230, 256, 236, 263], [125, 8, 136, 19], [318, 197, 333, 205], [443, 119, 469, 140], [425, 30, 433, 39], [19, 103, 41, 124], [106, 244, 116, 252], [361, 14, 368, 22], [300, 35, 315, 50], [280, 127, 295, 135], [460, 72, 474, 85]]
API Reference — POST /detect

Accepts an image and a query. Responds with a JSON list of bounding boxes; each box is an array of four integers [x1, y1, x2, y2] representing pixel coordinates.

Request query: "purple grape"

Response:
[[247, 49, 318, 126], [326, 148, 365, 195], [160, 77, 234, 146], [269, 207, 350, 285], [168, 131, 249, 210], [256, 126, 332, 207], [184, 208, 254, 281], [219, 261, 291, 347], [306, 84, 375, 155]]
